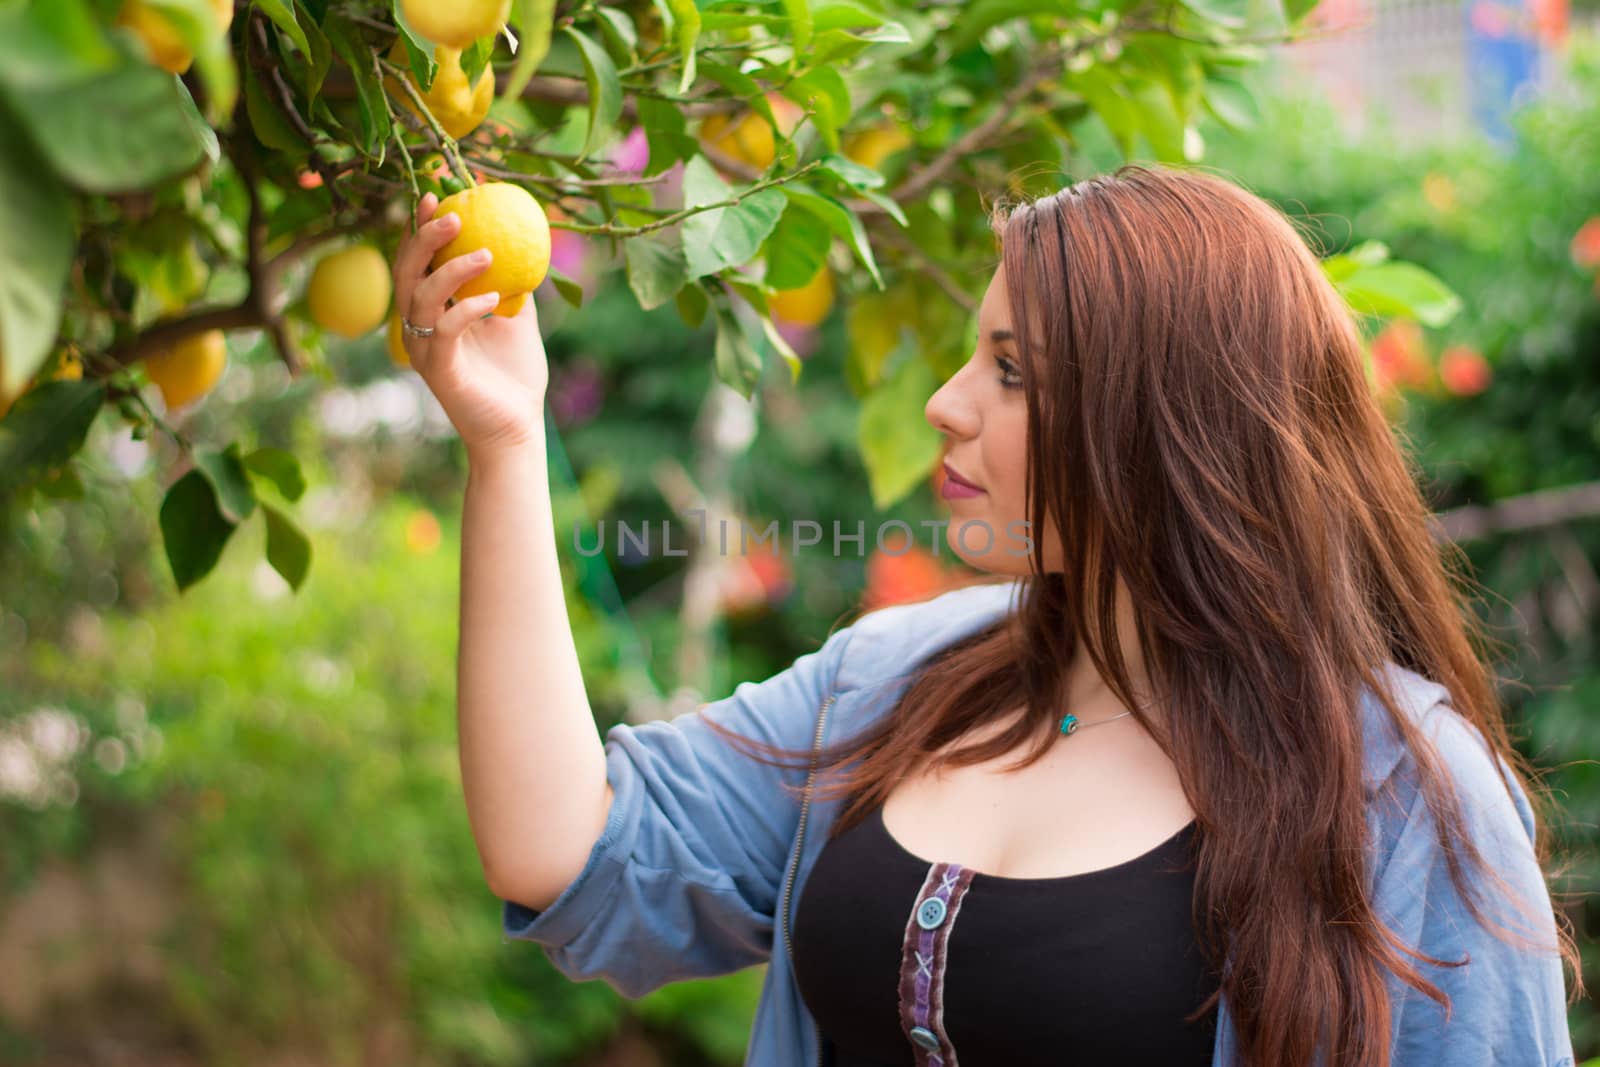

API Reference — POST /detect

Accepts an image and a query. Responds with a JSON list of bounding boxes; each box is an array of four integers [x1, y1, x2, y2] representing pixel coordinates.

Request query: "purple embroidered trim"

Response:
[[897, 860, 975, 1066]]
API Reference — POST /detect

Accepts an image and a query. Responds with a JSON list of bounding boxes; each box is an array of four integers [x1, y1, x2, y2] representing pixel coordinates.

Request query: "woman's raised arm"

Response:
[[392, 192, 607, 909]]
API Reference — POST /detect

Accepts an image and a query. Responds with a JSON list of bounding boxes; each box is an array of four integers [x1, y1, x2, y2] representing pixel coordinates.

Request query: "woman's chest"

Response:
[[879, 711, 1199, 880]]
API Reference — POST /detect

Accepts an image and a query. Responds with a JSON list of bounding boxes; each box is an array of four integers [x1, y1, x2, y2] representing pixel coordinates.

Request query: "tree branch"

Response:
[[1430, 481, 1600, 544]]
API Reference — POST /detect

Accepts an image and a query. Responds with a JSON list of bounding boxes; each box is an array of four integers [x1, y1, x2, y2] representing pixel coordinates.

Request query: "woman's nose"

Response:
[[925, 371, 977, 440]]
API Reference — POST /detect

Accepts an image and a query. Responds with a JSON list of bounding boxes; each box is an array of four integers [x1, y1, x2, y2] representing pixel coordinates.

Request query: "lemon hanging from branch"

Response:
[[116, 0, 233, 74], [144, 331, 228, 411], [429, 182, 551, 319], [307, 246, 393, 339], [401, 0, 512, 49], [384, 41, 496, 142]]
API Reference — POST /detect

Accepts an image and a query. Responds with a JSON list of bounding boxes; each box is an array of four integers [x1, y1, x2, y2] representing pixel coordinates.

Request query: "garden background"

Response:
[[1, 0, 1598, 1063]]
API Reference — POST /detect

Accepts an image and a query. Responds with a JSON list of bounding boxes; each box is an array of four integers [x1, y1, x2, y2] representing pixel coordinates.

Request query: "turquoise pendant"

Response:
[[1059, 714, 1078, 735]]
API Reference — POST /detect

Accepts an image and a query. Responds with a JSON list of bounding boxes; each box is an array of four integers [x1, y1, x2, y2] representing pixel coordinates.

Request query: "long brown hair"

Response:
[[705, 162, 1582, 1065]]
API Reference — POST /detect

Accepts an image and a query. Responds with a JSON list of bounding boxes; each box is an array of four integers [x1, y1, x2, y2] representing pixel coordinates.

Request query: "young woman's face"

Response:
[[924, 262, 1061, 575]]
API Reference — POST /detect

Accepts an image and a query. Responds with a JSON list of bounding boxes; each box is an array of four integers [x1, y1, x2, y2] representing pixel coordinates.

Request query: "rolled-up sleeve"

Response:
[[1373, 702, 1575, 1066], [499, 621, 857, 999]]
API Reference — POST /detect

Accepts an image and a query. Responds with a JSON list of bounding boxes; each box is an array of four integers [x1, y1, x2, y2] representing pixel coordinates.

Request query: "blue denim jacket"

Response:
[[502, 579, 1574, 1066]]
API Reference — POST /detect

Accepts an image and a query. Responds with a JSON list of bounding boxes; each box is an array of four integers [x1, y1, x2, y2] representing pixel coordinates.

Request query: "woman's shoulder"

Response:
[[829, 577, 1023, 694]]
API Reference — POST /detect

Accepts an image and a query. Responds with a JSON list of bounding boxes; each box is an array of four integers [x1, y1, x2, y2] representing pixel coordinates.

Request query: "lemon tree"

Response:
[[0, 0, 1459, 592]]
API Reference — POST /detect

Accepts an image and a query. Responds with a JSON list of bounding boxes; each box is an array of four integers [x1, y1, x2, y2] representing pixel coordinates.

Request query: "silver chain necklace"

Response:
[[1059, 699, 1155, 737]]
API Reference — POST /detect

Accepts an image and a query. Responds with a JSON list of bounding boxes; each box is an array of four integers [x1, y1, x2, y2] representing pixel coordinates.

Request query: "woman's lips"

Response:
[[941, 463, 985, 499]]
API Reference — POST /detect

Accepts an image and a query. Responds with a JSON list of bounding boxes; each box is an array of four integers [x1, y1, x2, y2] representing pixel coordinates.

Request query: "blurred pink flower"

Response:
[[775, 317, 820, 361], [605, 126, 651, 177], [549, 358, 605, 427]]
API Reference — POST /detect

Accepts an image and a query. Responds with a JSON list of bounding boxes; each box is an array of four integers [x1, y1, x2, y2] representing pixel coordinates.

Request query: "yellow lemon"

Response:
[[429, 182, 550, 319], [401, 0, 511, 48], [770, 267, 835, 327], [386, 312, 410, 367], [145, 330, 227, 411], [307, 245, 393, 338], [384, 41, 495, 141], [117, 0, 233, 75], [699, 94, 804, 170], [843, 122, 912, 172]]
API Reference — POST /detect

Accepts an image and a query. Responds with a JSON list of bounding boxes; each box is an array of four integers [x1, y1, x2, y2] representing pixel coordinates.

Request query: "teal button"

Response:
[[909, 1026, 940, 1051], [916, 897, 946, 929]]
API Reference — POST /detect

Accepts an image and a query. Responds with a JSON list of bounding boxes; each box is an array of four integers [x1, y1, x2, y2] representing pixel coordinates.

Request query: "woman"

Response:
[[392, 163, 1580, 1066]]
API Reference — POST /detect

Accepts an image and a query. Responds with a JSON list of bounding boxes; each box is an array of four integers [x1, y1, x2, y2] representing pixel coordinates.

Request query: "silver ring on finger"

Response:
[[402, 316, 436, 338]]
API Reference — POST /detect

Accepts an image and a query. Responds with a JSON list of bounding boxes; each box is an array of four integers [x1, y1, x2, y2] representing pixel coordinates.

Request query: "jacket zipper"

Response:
[[780, 690, 837, 1067]]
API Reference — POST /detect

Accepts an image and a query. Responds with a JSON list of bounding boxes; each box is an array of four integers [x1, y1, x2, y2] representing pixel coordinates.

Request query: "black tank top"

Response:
[[793, 803, 1220, 1066]]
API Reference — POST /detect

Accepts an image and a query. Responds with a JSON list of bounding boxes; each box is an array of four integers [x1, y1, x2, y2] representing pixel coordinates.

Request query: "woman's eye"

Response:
[[995, 355, 1023, 388]]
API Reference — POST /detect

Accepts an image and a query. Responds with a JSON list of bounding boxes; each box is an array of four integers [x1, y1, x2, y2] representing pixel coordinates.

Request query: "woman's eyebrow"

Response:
[[990, 328, 1014, 342]]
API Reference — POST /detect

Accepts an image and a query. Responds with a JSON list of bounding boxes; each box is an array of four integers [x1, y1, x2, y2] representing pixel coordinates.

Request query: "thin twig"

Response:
[[559, 159, 823, 238], [378, 56, 475, 186], [877, 39, 1082, 209], [864, 218, 979, 312]]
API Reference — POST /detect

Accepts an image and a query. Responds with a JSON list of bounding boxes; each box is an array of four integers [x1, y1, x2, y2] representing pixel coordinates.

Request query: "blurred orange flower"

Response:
[[1438, 345, 1492, 396]]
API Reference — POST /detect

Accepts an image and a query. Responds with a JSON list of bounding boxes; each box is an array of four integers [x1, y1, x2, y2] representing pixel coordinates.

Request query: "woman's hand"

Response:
[[393, 191, 550, 459]]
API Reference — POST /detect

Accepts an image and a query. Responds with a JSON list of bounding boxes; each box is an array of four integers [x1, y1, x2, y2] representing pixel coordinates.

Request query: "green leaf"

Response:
[[815, 152, 885, 192], [195, 444, 258, 523], [160, 468, 238, 592], [761, 202, 832, 291], [7, 60, 218, 194], [393, 7, 438, 91], [559, 26, 622, 164], [255, 0, 312, 59], [545, 263, 585, 308], [725, 280, 803, 384], [710, 291, 764, 399], [681, 156, 787, 278], [244, 63, 305, 151], [263, 503, 312, 591], [696, 60, 776, 129], [127, 0, 236, 122], [0, 104, 76, 398], [857, 353, 942, 510], [503, 0, 557, 100], [1127, 78, 1186, 162], [0, 0, 121, 93], [323, 15, 389, 155], [1177, 0, 1249, 29], [636, 95, 696, 179], [1200, 74, 1261, 132], [757, 311, 804, 384], [592, 6, 638, 66], [784, 0, 814, 52], [666, 0, 700, 95], [1070, 65, 1139, 158], [783, 66, 849, 153], [1334, 263, 1463, 329], [268, 187, 334, 241], [779, 183, 882, 288], [461, 36, 494, 84], [0, 380, 105, 495], [675, 281, 708, 328], [624, 236, 688, 311], [242, 446, 307, 501], [1319, 239, 1391, 282]]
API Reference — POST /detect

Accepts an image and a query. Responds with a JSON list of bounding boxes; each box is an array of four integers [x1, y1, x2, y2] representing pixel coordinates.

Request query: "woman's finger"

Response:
[[393, 209, 463, 319], [428, 291, 501, 358], [392, 193, 437, 297], [411, 249, 493, 326]]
